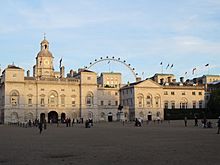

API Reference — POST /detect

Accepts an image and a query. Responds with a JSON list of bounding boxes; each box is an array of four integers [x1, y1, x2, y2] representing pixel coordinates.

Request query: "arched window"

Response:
[[155, 95, 161, 108], [60, 94, 65, 107], [10, 90, 19, 106], [137, 94, 144, 108], [71, 95, 76, 107], [48, 91, 58, 107], [86, 92, 94, 106], [40, 94, 45, 107], [164, 101, 169, 109], [180, 98, 188, 109], [146, 94, 152, 107], [27, 94, 33, 107], [171, 101, 175, 109]]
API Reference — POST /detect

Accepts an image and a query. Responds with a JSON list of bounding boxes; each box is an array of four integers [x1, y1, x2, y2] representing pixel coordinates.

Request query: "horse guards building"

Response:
[[0, 38, 220, 124]]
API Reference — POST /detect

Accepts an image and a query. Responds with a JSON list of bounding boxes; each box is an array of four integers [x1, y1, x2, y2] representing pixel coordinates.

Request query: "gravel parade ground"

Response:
[[0, 120, 219, 165]]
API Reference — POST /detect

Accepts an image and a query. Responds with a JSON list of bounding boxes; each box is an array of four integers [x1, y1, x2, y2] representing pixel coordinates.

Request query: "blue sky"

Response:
[[1, 0, 220, 83]]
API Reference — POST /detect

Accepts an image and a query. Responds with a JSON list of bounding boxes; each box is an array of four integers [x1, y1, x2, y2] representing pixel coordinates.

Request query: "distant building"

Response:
[[120, 74, 205, 121]]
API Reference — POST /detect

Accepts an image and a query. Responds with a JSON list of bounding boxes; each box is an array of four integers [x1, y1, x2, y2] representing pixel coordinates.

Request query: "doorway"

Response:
[[108, 112, 113, 122], [48, 111, 58, 123]]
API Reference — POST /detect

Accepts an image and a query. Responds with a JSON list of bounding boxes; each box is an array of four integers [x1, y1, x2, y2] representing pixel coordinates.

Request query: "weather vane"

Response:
[[43, 32, 46, 40]]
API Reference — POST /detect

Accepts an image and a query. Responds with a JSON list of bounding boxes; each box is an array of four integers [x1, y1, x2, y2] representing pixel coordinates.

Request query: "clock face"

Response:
[[44, 60, 49, 65]]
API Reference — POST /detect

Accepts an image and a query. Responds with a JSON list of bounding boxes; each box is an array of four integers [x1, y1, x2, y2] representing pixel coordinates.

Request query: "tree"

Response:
[[207, 88, 220, 113]]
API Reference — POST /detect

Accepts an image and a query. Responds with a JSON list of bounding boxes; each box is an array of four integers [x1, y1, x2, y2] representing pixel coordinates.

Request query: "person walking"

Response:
[[217, 116, 220, 134], [194, 116, 198, 127], [184, 116, 187, 127], [39, 122, 43, 134]]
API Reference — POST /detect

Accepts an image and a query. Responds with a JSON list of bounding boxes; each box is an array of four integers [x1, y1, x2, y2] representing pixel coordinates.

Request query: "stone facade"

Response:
[[0, 38, 214, 124]]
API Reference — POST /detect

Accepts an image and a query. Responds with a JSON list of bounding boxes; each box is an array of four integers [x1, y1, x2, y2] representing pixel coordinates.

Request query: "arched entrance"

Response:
[[147, 111, 152, 121], [40, 113, 46, 123], [61, 113, 66, 123], [108, 112, 113, 122], [48, 111, 58, 123]]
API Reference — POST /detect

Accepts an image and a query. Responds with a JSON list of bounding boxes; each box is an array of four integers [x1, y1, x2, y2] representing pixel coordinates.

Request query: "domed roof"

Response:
[[36, 38, 54, 58], [37, 49, 53, 58], [41, 39, 49, 44]]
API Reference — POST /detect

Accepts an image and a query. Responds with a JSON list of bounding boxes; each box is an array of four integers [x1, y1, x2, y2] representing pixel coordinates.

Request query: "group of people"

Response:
[[85, 118, 93, 128], [135, 118, 142, 127], [184, 115, 220, 134]]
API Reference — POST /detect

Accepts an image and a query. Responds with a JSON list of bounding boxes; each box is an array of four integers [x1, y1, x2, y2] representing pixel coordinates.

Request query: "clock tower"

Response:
[[34, 37, 55, 78]]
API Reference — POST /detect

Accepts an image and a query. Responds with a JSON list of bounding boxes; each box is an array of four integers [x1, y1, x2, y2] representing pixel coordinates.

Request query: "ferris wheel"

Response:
[[84, 56, 139, 80]]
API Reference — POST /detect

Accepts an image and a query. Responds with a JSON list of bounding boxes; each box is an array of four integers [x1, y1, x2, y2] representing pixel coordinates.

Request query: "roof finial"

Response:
[[43, 32, 46, 40]]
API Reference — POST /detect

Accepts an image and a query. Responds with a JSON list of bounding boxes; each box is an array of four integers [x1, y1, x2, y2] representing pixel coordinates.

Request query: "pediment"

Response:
[[135, 79, 162, 88]]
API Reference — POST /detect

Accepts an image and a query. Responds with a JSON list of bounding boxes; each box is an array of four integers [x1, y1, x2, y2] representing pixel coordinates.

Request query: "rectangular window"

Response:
[[72, 97, 76, 107], [11, 97, 17, 106], [171, 102, 175, 109], [87, 77, 91, 80], [193, 101, 196, 109], [164, 102, 168, 109], [40, 98, 45, 106], [28, 98, 32, 106], [182, 92, 186, 95], [115, 101, 118, 106], [61, 97, 65, 107], [192, 92, 196, 95], [164, 91, 168, 95], [199, 101, 203, 108], [115, 92, 118, 96], [101, 100, 104, 106], [87, 98, 91, 105], [61, 89, 65, 91], [108, 100, 111, 106], [199, 92, 202, 95], [171, 92, 175, 95], [61, 97, 65, 106]]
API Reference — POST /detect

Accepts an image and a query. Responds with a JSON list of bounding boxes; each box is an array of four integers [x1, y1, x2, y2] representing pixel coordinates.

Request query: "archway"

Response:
[[147, 111, 152, 121], [61, 113, 66, 123], [108, 112, 113, 122], [48, 111, 58, 123]]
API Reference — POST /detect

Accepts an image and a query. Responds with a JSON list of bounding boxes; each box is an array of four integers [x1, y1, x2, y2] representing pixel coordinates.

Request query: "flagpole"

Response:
[[207, 65, 210, 75]]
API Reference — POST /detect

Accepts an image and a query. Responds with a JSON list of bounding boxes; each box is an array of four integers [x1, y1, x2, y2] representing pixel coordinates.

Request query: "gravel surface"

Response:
[[0, 120, 219, 165]]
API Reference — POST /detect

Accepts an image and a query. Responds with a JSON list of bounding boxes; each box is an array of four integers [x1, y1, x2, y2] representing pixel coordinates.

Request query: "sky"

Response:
[[0, 0, 220, 83]]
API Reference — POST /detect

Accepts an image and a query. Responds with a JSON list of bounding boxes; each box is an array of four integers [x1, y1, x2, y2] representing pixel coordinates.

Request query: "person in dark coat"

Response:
[[217, 116, 220, 134], [38, 122, 43, 134], [184, 116, 187, 127], [194, 116, 198, 126]]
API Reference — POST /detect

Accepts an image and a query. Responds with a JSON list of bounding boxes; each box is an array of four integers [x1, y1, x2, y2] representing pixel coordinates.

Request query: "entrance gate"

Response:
[[48, 111, 58, 123]]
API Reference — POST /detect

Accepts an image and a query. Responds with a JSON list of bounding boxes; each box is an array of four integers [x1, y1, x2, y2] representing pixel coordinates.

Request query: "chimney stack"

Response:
[[60, 66, 65, 78], [27, 70, 30, 77], [180, 77, 184, 83], [70, 69, 74, 77]]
